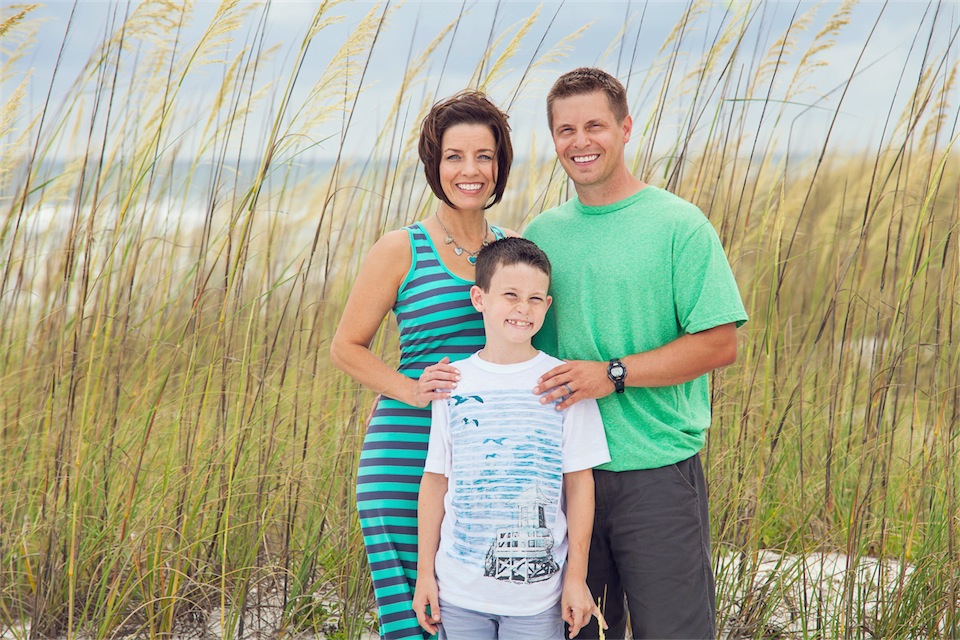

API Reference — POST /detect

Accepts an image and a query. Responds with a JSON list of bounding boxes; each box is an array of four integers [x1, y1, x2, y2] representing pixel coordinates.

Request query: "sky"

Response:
[[3, 1, 958, 163]]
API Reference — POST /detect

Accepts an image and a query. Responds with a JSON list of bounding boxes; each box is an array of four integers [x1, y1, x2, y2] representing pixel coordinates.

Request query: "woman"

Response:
[[330, 91, 515, 639]]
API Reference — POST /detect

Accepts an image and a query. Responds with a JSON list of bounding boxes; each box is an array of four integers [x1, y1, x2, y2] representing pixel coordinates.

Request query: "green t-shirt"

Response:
[[524, 186, 748, 471]]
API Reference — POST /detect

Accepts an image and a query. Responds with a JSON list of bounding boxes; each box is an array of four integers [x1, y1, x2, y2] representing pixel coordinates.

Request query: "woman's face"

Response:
[[438, 123, 498, 211]]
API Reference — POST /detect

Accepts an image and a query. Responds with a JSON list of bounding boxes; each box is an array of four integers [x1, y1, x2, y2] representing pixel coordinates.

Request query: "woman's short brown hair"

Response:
[[547, 67, 629, 131], [418, 91, 513, 210]]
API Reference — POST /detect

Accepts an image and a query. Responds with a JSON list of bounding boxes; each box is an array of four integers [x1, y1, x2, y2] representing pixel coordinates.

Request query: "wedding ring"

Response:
[[563, 383, 573, 395]]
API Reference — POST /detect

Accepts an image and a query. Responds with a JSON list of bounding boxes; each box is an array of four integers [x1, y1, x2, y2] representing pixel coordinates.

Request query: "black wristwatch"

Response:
[[607, 358, 626, 394]]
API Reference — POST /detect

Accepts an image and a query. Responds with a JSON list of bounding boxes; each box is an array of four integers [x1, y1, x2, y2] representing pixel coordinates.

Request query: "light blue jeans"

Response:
[[437, 598, 563, 640]]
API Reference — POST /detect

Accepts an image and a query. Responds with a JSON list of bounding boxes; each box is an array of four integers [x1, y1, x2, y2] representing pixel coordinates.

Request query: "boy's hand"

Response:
[[561, 577, 602, 638], [533, 360, 610, 411], [412, 574, 441, 634]]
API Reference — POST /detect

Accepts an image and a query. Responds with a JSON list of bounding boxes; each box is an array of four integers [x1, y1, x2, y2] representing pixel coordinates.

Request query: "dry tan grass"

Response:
[[1, 1, 957, 636]]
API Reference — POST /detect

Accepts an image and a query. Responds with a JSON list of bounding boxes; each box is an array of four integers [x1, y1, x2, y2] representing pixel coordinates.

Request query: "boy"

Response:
[[413, 237, 610, 639]]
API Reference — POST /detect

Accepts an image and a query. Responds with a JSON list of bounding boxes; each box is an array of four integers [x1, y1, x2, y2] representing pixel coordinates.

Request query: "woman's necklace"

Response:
[[435, 213, 490, 265]]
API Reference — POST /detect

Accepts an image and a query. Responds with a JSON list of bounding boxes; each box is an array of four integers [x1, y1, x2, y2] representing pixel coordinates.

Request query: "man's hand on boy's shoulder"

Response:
[[533, 359, 611, 411]]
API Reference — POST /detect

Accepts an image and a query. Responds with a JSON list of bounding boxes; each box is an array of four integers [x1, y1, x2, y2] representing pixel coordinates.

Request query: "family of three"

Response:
[[330, 67, 748, 640]]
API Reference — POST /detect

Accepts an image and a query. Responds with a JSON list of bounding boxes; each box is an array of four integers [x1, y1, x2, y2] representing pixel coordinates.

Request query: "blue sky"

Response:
[[5, 1, 958, 162]]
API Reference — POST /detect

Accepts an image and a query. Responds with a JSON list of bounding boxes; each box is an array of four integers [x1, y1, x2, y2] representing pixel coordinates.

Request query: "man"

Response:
[[524, 67, 748, 639]]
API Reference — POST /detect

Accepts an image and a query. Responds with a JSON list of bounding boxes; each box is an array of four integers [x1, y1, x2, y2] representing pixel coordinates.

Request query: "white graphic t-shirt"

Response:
[[425, 351, 610, 616]]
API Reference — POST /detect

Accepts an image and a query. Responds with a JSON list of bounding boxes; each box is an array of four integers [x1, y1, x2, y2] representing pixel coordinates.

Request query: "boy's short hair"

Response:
[[474, 237, 551, 291], [547, 67, 629, 131], [418, 91, 513, 210]]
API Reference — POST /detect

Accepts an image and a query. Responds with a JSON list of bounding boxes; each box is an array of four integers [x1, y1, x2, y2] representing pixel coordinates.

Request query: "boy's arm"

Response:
[[413, 471, 448, 635], [561, 468, 601, 639]]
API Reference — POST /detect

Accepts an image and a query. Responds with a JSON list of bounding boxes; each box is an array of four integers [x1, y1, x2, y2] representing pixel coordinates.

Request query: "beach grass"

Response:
[[1, 1, 957, 637]]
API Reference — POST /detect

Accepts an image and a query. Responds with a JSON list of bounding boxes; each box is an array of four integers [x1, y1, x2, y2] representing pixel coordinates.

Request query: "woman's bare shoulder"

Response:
[[373, 227, 413, 252], [357, 227, 413, 283]]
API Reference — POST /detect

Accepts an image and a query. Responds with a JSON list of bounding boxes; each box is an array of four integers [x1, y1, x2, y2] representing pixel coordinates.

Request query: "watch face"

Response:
[[610, 364, 625, 378]]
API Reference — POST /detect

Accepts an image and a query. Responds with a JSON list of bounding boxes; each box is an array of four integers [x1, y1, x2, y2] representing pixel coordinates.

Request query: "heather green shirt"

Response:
[[524, 186, 748, 471]]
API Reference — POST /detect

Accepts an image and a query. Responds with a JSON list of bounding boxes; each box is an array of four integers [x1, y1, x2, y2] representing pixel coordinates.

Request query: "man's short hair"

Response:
[[547, 67, 629, 131], [474, 237, 551, 291], [418, 91, 513, 210]]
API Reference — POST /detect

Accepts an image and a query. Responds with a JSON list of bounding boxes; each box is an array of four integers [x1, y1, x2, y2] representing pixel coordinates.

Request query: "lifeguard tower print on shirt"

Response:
[[484, 485, 560, 583], [445, 388, 564, 578]]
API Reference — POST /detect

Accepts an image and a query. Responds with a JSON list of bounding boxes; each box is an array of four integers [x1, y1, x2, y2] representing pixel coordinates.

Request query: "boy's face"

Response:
[[470, 263, 552, 348]]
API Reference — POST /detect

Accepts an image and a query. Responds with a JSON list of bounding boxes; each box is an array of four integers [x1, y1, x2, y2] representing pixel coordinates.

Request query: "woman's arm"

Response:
[[330, 229, 460, 407]]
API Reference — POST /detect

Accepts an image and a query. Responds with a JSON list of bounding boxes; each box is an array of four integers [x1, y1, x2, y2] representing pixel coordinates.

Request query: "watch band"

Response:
[[607, 358, 626, 394]]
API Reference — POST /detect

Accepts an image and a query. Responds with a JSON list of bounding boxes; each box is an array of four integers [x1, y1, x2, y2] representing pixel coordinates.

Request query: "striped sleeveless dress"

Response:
[[356, 221, 505, 639]]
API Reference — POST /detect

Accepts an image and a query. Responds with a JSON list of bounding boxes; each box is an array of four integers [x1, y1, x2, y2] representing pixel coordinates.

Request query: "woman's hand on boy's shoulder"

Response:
[[410, 357, 461, 407]]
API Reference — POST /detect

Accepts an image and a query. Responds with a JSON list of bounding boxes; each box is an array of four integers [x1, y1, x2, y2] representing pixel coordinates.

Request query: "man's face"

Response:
[[550, 91, 631, 192]]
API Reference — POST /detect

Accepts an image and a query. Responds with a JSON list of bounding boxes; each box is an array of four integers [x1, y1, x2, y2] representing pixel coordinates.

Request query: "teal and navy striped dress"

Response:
[[356, 221, 504, 639]]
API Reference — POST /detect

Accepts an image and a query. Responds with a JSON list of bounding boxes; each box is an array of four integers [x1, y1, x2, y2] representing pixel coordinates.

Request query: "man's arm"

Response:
[[534, 323, 738, 410], [561, 469, 601, 638], [413, 472, 448, 634]]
